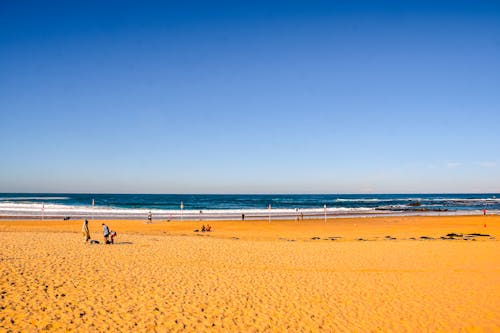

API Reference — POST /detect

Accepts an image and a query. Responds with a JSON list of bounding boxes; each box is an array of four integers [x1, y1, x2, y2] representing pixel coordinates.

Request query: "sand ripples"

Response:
[[1, 231, 499, 332]]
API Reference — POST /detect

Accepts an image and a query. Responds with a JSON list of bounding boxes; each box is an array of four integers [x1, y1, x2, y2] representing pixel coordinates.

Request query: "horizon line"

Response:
[[1, 192, 499, 196]]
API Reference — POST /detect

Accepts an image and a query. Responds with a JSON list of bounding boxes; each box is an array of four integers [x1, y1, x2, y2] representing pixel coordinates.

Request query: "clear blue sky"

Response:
[[1, 1, 499, 193]]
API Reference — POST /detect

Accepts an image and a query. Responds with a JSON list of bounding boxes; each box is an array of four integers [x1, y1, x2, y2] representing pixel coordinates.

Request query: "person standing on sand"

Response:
[[82, 219, 91, 243], [147, 211, 152, 224], [102, 223, 110, 244]]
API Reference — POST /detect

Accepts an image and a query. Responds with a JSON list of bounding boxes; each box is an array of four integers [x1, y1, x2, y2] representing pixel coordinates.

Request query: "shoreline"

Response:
[[1, 209, 496, 221], [1, 215, 497, 242]]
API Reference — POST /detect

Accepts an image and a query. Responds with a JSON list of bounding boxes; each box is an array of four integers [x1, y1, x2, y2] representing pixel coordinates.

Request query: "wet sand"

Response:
[[1, 216, 499, 331]]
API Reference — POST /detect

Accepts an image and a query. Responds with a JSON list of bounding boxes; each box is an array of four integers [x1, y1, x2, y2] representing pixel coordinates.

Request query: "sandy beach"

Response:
[[1, 215, 499, 332]]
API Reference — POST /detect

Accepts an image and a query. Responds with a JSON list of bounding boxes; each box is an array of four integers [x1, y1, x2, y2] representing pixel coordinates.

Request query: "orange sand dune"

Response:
[[0, 216, 499, 332]]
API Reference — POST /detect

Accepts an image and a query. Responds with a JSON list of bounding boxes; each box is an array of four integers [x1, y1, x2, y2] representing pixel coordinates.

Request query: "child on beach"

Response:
[[82, 220, 90, 243], [147, 211, 152, 224], [110, 230, 117, 244]]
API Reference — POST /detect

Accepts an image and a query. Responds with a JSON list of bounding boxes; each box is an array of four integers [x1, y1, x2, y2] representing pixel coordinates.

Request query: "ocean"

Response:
[[0, 193, 498, 220]]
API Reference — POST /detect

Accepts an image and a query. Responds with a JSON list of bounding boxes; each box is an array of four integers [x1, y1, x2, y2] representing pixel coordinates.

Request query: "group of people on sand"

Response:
[[82, 220, 117, 244], [193, 224, 212, 232], [201, 224, 211, 232]]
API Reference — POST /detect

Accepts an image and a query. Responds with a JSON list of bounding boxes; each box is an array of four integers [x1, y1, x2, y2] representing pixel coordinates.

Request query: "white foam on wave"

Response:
[[334, 197, 500, 203], [0, 202, 375, 217], [335, 198, 427, 202], [428, 198, 500, 203], [0, 197, 70, 201], [1, 200, 498, 219]]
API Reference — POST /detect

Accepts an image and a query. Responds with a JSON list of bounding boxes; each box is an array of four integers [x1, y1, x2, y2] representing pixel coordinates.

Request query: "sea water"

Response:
[[0, 193, 499, 220]]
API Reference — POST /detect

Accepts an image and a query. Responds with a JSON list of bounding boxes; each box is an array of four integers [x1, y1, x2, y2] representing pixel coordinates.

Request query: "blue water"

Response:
[[1, 193, 499, 214]]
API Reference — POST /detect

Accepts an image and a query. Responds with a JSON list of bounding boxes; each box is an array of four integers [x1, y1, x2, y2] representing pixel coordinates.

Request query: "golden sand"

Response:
[[1, 216, 499, 332]]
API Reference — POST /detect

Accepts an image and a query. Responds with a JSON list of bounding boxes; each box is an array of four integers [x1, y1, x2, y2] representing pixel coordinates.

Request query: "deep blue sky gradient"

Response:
[[1, 1, 499, 193]]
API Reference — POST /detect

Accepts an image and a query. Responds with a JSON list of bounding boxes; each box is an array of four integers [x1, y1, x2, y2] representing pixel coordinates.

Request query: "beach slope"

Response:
[[1, 216, 499, 331]]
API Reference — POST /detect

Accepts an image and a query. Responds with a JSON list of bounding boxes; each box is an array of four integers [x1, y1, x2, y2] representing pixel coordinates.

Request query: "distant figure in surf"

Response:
[[483, 209, 487, 216], [147, 211, 152, 224], [82, 219, 91, 244]]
